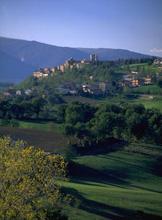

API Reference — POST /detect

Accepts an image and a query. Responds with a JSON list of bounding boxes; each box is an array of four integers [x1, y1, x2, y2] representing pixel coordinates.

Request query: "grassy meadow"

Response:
[[131, 85, 162, 95], [121, 63, 161, 74], [63, 143, 162, 220]]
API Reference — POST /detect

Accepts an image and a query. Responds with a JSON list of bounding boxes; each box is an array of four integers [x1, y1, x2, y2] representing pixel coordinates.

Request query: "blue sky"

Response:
[[0, 0, 162, 56]]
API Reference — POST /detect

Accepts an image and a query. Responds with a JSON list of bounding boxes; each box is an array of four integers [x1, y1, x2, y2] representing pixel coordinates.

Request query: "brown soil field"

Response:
[[0, 126, 67, 153]]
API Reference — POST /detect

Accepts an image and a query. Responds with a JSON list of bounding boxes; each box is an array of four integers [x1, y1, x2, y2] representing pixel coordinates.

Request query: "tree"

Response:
[[0, 136, 70, 220], [91, 112, 116, 142], [0, 100, 10, 118], [21, 101, 33, 119], [9, 104, 24, 119], [65, 102, 84, 125], [75, 122, 88, 146], [32, 98, 44, 119], [61, 123, 76, 145], [156, 79, 162, 88], [57, 104, 67, 122]]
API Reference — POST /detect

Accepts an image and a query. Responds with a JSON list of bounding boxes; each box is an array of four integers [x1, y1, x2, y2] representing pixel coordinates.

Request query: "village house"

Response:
[[69, 90, 77, 95], [55, 82, 82, 95], [50, 67, 57, 73], [55, 85, 70, 93], [3, 89, 15, 98], [153, 59, 162, 65], [75, 83, 82, 89], [99, 82, 116, 92], [82, 83, 101, 95], [33, 68, 52, 78], [3, 92, 12, 97], [25, 89, 32, 95], [144, 77, 157, 85], [131, 71, 138, 74], [81, 59, 90, 64], [82, 84, 92, 92], [87, 88, 103, 95], [118, 80, 132, 88], [16, 90, 24, 95], [132, 79, 144, 86], [63, 81, 81, 91]]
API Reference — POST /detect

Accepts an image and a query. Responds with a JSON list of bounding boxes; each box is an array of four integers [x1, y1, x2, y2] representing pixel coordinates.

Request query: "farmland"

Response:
[[0, 126, 67, 152]]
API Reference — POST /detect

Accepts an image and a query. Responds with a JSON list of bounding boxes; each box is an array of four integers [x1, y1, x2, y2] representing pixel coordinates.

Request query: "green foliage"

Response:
[[61, 144, 77, 162], [0, 98, 45, 120], [47, 122, 56, 131], [16, 75, 38, 90], [46, 94, 64, 106], [0, 117, 11, 126], [60, 102, 162, 145], [10, 118, 20, 127], [0, 136, 70, 220], [156, 79, 162, 88]]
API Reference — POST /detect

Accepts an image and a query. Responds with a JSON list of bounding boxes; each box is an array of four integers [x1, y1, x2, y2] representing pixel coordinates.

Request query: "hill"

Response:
[[0, 50, 36, 83], [0, 36, 152, 82], [0, 36, 89, 68]]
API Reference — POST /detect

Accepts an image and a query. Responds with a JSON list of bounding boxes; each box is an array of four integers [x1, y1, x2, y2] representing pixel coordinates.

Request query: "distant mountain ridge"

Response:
[[0, 50, 36, 82], [0, 36, 152, 82]]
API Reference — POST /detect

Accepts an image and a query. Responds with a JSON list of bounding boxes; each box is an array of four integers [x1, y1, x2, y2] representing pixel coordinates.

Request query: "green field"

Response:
[[131, 85, 162, 95], [0, 119, 62, 131], [131, 98, 162, 109], [63, 143, 162, 220], [19, 120, 50, 130], [121, 63, 161, 74]]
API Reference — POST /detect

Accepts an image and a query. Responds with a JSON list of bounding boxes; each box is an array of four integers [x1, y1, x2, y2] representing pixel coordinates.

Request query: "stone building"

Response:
[[90, 54, 98, 62], [99, 82, 116, 92]]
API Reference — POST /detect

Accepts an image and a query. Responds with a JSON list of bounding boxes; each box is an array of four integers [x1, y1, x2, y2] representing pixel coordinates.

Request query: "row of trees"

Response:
[[0, 98, 45, 120], [0, 93, 65, 121], [1, 98, 161, 145], [58, 102, 162, 145]]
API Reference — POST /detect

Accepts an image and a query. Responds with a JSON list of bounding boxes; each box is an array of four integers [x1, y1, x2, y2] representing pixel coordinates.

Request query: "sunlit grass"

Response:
[[63, 143, 162, 220]]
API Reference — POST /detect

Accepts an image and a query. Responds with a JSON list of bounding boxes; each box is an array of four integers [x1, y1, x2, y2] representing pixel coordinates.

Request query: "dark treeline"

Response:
[[0, 92, 64, 122], [0, 98, 44, 120], [58, 101, 162, 146], [0, 99, 161, 145], [122, 57, 156, 65]]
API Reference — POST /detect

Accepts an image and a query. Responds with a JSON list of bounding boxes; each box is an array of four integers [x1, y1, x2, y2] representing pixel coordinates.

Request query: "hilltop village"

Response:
[[31, 55, 161, 96], [1, 56, 162, 99], [33, 54, 98, 78]]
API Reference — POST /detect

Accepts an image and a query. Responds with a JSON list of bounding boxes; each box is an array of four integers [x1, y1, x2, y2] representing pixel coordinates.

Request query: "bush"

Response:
[[10, 119, 20, 127], [0, 136, 71, 220]]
